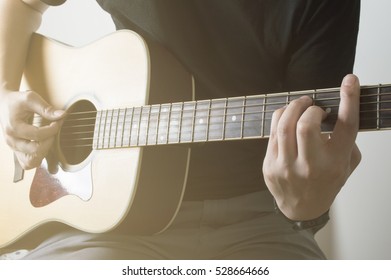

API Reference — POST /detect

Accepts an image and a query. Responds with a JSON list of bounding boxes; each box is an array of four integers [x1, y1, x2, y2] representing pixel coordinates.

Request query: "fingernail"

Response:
[[343, 75, 356, 86], [53, 109, 65, 117]]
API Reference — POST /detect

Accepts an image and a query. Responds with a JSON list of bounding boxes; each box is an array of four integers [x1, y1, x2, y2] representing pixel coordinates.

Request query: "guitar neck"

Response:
[[61, 84, 391, 150]]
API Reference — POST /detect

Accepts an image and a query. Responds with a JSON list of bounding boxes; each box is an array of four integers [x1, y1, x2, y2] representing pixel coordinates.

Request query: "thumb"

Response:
[[43, 107, 66, 121]]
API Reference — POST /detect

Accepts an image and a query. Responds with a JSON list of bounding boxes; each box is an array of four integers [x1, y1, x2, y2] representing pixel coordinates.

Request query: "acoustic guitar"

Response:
[[0, 30, 390, 248]]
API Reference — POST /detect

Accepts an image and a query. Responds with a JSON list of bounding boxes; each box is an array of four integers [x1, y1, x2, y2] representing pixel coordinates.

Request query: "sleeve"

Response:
[[40, 0, 66, 5], [21, 0, 66, 13], [285, 0, 361, 91]]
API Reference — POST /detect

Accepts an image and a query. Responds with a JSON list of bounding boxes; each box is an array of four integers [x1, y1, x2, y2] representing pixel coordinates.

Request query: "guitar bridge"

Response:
[[13, 153, 24, 183]]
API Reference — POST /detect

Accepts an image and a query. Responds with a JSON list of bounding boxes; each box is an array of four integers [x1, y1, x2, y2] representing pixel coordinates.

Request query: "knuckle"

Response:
[[279, 166, 295, 182], [272, 107, 284, 120], [341, 86, 357, 98], [22, 90, 35, 102], [20, 161, 33, 170], [296, 121, 313, 137], [346, 119, 359, 131], [301, 163, 321, 181], [30, 140, 41, 153], [277, 123, 292, 138], [262, 163, 272, 179], [291, 96, 312, 106], [29, 126, 42, 142], [22, 153, 42, 170], [272, 159, 294, 181], [4, 125, 16, 137], [5, 137, 16, 151], [354, 149, 362, 165], [290, 98, 302, 106], [5, 136, 16, 150]]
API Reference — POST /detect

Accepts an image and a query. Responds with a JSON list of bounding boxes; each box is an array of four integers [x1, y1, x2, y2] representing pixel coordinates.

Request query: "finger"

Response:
[[266, 106, 285, 158], [14, 137, 55, 170], [7, 137, 39, 155], [12, 119, 63, 142], [330, 74, 360, 155], [296, 105, 328, 160], [9, 134, 56, 155], [276, 96, 313, 161], [23, 90, 65, 121]]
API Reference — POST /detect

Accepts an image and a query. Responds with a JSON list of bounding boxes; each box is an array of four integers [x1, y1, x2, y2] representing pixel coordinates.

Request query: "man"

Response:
[[0, 0, 361, 259]]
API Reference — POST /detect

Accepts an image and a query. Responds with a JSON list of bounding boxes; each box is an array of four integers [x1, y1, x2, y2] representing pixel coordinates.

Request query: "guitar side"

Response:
[[0, 30, 193, 248]]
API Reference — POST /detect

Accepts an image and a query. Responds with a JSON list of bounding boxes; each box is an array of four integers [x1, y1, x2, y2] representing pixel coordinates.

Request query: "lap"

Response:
[[6, 191, 326, 260]]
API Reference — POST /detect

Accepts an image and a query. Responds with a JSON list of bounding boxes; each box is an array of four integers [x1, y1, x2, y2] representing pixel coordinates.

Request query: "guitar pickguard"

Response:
[[30, 159, 93, 207]]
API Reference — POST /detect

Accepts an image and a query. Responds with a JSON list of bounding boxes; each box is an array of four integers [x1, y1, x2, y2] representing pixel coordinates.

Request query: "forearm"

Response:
[[0, 0, 48, 93]]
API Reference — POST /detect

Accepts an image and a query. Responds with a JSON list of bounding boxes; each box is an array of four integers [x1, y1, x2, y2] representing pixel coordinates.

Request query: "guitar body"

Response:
[[0, 31, 193, 248]]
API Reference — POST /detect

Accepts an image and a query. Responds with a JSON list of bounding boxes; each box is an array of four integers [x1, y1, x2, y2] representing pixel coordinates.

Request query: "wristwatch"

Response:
[[273, 199, 330, 234]]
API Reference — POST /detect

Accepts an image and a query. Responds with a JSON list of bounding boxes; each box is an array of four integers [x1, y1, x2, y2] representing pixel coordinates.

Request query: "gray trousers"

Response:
[[3, 190, 325, 260]]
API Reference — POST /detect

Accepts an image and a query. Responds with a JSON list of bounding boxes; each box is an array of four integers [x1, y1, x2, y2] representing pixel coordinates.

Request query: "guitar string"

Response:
[[40, 96, 391, 132], [56, 108, 391, 148], [58, 111, 391, 149], [38, 101, 391, 142], [55, 100, 391, 135], [32, 88, 391, 147], [60, 111, 391, 150], [32, 86, 391, 124]]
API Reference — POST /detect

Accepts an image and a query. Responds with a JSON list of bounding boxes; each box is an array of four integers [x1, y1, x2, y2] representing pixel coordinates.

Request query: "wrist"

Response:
[[273, 199, 330, 234]]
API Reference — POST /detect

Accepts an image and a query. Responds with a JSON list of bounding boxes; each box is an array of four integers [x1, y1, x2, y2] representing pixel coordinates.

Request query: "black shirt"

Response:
[[43, 0, 361, 200]]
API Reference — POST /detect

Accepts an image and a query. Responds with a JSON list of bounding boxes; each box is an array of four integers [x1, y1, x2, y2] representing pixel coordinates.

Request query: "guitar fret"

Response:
[[113, 109, 120, 148], [206, 100, 211, 141], [157, 104, 170, 145], [180, 102, 195, 143], [177, 102, 183, 143], [93, 110, 102, 149], [378, 85, 391, 129], [191, 102, 196, 142], [286, 91, 290, 106], [194, 100, 210, 142], [163, 103, 172, 144], [100, 110, 107, 149], [133, 107, 142, 146], [108, 109, 115, 148], [191, 101, 197, 142], [146, 105, 159, 145], [102, 110, 109, 149], [316, 89, 340, 132], [240, 97, 245, 139], [165, 104, 172, 144], [208, 99, 225, 141], [119, 108, 127, 147], [263, 94, 281, 137], [155, 105, 161, 145], [377, 85, 380, 130], [225, 97, 244, 139], [222, 98, 228, 140], [96, 110, 103, 149], [144, 106, 151, 146], [142, 106, 150, 146], [127, 107, 134, 147], [261, 95, 266, 138], [243, 96, 262, 138], [167, 102, 182, 144]]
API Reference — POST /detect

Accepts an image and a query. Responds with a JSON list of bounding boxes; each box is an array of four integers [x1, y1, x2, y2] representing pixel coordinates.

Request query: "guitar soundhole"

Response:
[[59, 100, 97, 165]]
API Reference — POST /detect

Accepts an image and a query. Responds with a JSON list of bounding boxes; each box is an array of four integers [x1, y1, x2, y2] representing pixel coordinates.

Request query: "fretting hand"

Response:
[[262, 74, 362, 221]]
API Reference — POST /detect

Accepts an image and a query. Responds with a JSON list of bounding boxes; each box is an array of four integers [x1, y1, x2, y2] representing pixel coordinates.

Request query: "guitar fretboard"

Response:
[[58, 84, 391, 150]]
